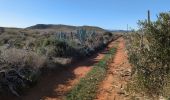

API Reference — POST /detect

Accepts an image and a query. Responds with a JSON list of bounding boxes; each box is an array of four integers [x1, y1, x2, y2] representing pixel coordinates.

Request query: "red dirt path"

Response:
[[95, 37, 132, 100]]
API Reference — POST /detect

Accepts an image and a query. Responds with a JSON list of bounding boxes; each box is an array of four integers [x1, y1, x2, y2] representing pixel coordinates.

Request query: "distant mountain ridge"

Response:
[[27, 24, 76, 30], [1, 24, 127, 34], [26, 24, 106, 33], [106, 29, 130, 33]]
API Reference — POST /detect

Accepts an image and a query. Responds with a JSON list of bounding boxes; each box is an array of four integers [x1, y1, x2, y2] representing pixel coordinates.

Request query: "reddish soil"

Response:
[[0, 38, 118, 100], [95, 37, 132, 100]]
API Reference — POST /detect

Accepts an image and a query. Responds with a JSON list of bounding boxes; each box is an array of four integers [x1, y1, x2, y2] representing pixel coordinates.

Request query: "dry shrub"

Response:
[[0, 48, 46, 96], [0, 48, 46, 69]]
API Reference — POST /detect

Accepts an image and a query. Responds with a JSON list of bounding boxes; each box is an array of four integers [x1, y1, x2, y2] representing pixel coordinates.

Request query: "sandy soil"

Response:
[[95, 37, 132, 100], [0, 38, 118, 100]]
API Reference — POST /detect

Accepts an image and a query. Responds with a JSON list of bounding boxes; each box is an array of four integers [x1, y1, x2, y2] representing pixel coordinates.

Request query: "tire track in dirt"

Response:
[[95, 37, 132, 100], [0, 38, 119, 100]]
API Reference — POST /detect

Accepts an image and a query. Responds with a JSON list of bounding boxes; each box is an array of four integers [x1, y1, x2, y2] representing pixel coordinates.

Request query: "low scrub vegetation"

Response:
[[126, 12, 170, 99], [66, 48, 116, 100], [0, 26, 116, 96], [0, 48, 46, 96]]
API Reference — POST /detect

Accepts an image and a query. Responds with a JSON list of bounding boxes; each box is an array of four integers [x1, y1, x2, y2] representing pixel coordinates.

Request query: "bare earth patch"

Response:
[[95, 37, 132, 100]]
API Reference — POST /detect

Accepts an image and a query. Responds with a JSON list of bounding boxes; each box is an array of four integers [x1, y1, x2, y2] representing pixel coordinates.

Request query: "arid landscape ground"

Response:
[[0, 1, 169, 100]]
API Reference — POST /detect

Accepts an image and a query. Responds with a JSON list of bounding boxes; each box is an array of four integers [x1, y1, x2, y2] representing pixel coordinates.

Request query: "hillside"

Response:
[[26, 24, 106, 33]]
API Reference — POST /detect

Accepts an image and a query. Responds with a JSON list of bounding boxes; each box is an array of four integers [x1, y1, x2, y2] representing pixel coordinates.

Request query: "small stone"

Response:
[[117, 90, 125, 95]]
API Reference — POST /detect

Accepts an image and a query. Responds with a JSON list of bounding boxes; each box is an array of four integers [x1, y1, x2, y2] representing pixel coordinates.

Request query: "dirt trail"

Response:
[[95, 37, 131, 100], [0, 38, 118, 100]]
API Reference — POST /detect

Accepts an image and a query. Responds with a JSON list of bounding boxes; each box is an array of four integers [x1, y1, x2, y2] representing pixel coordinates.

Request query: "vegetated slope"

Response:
[[0, 24, 117, 97], [0, 36, 119, 100], [0, 24, 111, 58], [96, 37, 131, 100]]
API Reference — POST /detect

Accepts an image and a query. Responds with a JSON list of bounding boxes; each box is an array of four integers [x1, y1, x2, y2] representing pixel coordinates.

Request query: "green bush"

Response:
[[126, 12, 170, 98]]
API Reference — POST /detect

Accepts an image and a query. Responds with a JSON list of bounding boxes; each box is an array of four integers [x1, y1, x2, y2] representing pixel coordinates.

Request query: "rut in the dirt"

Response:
[[96, 38, 132, 100]]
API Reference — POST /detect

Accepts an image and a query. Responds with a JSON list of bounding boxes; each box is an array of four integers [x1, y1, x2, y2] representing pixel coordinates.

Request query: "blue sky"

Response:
[[0, 0, 169, 30]]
